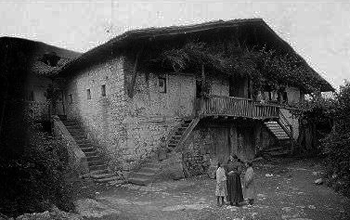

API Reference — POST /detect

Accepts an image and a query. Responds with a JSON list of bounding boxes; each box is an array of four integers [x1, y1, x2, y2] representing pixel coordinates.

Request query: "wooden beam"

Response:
[[201, 63, 205, 82], [128, 49, 143, 98]]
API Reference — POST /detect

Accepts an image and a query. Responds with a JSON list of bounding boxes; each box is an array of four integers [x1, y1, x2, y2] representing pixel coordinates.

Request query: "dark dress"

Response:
[[225, 160, 244, 205]]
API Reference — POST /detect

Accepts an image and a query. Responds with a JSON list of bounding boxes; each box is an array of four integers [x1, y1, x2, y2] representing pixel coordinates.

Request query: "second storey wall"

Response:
[[63, 57, 129, 170]]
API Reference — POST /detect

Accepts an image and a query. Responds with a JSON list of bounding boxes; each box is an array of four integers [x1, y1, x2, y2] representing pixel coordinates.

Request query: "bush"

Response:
[[320, 81, 350, 197], [0, 123, 74, 217]]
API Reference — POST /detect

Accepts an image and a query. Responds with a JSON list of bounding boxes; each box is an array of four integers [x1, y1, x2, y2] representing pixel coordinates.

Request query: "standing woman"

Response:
[[244, 161, 256, 205], [225, 154, 244, 206]]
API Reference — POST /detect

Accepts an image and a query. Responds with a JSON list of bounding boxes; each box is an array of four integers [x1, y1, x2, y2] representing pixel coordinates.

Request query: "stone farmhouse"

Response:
[[0, 37, 80, 155], [0, 37, 80, 122], [23, 19, 333, 185]]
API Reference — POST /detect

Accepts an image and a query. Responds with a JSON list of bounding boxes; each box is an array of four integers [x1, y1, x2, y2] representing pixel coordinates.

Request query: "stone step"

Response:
[[275, 134, 289, 137], [94, 176, 120, 183], [91, 172, 115, 179], [265, 121, 278, 124], [63, 122, 79, 126], [88, 160, 104, 166], [171, 135, 182, 140], [68, 129, 85, 134], [168, 144, 177, 148], [80, 147, 96, 152], [86, 155, 101, 162], [74, 136, 88, 140], [130, 172, 155, 180], [139, 167, 160, 173], [89, 164, 108, 171], [269, 150, 289, 156], [178, 127, 188, 131], [71, 135, 87, 140], [85, 151, 98, 157], [175, 130, 185, 135], [78, 142, 93, 147], [66, 126, 83, 130], [276, 137, 289, 140], [169, 139, 179, 144], [142, 162, 160, 169], [271, 131, 287, 134], [76, 140, 91, 145], [128, 177, 152, 186], [136, 171, 156, 176], [267, 126, 283, 129], [90, 168, 109, 173]]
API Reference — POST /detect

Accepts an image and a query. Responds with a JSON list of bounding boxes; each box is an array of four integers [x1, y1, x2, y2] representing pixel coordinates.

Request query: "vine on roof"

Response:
[[142, 40, 330, 95]]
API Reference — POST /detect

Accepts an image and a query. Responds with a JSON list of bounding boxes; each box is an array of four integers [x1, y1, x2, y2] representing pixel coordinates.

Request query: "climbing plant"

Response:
[[142, 40, 331, 95]]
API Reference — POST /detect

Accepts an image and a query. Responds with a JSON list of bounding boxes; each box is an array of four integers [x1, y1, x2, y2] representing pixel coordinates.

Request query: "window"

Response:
[[101, 85, 106, 97], [69, 94, 73, 104], [158, 77, 166, 93], [87, 89, 91, 100]]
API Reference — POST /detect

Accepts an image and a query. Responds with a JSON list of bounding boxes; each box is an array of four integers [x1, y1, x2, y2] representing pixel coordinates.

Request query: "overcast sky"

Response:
[[1, 0, 349, 90]]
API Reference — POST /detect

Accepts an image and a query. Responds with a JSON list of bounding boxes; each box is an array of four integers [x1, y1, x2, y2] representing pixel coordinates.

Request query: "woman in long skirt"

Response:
[[225, 155, 244, 206], [244, 161, 256, 205], [215, 162, 227, 206]]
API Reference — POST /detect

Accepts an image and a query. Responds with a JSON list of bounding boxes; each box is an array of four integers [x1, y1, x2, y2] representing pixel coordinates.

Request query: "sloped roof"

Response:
[[53, 18, 333, 92], [30, 58, 72, 76], [0, 36, 81, 77]]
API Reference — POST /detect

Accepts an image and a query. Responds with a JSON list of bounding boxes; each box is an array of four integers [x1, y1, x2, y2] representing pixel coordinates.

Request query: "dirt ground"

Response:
[[73, 158, 350, 220]]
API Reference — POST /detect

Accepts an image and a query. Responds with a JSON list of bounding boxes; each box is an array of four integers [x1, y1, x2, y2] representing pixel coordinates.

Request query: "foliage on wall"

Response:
[[142, 40, 332, 95], [320, 82, 350, 197]]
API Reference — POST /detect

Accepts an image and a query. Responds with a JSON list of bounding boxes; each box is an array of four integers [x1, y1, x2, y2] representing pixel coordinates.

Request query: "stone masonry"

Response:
[[62, 54, 303, 175]]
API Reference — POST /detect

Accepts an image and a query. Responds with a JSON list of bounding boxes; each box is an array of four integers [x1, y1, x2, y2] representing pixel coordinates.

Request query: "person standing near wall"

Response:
[[215, 162, 227, 207], [244, 161, 256, 205], [225, 154, 244, 206]]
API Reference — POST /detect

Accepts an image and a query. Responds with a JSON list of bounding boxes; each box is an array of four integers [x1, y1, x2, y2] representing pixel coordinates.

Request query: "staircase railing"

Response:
[[278, 110, 293, 139], [176, 117, 200, 151], [277, 109, 295, 153]]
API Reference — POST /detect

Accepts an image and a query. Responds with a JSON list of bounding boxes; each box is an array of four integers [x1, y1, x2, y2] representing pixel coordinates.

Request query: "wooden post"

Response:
[[201, 63, 205, 83], [254, 122, 262, 156], [199, 63, 206, 115]]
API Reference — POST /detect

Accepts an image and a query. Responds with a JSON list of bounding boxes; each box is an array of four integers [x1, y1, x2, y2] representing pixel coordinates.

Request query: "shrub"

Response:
[[0, 123, 74, 217], [320, 81, 350, 197]]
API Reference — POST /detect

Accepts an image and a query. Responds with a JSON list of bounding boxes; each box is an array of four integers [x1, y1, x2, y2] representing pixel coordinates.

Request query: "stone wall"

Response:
[[61, 53, 301, 173], [181, 121, 259, 177], [64, 56, 129, 171], [52, 115, 89, 176], [286, 86, 302, 104]]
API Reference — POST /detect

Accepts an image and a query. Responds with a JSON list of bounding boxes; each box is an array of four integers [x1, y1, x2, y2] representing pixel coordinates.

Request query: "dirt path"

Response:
[[75, 158, 350, 220]]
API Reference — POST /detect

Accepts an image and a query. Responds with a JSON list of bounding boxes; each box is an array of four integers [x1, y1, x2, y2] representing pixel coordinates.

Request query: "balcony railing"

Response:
[[195, 95, 279, 120]]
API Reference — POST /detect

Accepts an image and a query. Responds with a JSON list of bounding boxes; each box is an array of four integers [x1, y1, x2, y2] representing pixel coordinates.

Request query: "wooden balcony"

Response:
[[195, 95, 279, 120]]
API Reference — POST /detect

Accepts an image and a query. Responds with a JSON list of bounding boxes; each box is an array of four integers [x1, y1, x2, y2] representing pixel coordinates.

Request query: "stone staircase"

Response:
[[264, 121, 290, 140], [128, 118, 200, 185], [264, 120, 293, 156], [62, 120, 122, 184]]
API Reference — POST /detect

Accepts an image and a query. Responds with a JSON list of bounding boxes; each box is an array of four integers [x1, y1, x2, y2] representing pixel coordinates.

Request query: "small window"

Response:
[[69, 94, 73, 104], [87, 89, 91, 100], [101, 85, 106, 97], [158, 77, 166, 93]]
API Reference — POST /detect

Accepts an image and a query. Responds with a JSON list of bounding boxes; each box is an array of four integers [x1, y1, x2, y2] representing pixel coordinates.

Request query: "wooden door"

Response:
[[211, 127, 230, 164]]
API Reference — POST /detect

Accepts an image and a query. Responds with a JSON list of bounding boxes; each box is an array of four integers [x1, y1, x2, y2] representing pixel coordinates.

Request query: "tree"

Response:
[[320, 81, 350, 197]]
